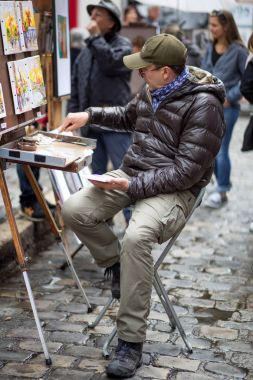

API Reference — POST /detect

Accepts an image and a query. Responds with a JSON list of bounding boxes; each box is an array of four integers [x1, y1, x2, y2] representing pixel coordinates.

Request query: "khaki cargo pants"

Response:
[[62, 169, 196, 343]]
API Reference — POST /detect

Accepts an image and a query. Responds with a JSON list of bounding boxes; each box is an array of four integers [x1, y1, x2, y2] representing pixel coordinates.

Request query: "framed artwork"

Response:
[[0, 1, 25, 55], [0, 83, 6, 118], [26, 55, 47, 108], [19, 0, 38, 51], [8, 58, 33, 114], [53, 0, 71, 97], [233, 4, 253, 28]]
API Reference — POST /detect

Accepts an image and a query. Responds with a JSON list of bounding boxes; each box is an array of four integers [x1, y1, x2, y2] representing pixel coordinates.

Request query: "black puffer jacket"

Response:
[[240, 57, 253, 104], [68, 32, 132, 113], [87, 67, 226, 202]]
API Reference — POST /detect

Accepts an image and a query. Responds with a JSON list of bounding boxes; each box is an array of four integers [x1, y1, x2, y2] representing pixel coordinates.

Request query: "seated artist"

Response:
[[59, 34, 225, 378]]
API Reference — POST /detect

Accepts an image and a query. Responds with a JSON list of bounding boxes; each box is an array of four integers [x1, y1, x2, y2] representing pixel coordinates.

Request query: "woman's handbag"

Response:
[[241, 114, 253, 151]]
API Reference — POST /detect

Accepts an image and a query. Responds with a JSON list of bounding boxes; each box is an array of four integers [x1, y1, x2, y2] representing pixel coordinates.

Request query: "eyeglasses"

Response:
[[138, 65, 165, 77], [210, 9, 227, 22]]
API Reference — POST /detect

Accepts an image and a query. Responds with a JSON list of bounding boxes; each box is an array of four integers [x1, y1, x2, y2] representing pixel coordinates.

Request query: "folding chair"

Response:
[[88, 188, 206, 357]]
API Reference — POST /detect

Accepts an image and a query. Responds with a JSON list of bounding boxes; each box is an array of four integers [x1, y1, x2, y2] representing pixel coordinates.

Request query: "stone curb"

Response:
[[0, 213, 55, 277]]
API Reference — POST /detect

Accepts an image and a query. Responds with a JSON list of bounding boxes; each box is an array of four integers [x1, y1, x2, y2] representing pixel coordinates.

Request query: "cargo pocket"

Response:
[[158, 204, 186, 244]]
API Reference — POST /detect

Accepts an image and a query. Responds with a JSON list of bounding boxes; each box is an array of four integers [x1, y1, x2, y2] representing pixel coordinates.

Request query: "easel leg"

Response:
[[22, 164, 93, 311], [0, 161, 51, 365], [22, 164, 60, 238], [23, 272, 52, 365]]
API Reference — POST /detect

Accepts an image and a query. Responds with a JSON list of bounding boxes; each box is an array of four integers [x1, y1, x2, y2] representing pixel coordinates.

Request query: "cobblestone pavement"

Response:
[[0, 116, 253, 380]]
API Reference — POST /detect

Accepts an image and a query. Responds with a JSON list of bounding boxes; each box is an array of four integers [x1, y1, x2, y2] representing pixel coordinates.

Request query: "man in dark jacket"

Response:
[[60, 34, 225, 378], [163, 24, 202, 67], [68, 0, 132, 177]]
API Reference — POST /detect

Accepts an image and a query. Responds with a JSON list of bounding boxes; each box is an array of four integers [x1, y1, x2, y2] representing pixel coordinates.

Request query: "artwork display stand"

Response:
[[0, 0, 93, 365]]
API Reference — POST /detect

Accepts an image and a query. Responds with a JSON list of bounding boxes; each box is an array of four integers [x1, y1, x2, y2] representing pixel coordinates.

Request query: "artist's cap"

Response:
[[87, 0, 121, 32], [123, 33, 187, 69]]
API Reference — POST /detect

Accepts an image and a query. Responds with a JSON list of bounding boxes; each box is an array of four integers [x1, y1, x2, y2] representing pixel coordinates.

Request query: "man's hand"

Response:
[[58, 112, 89, 133], [223, 99, 231, 108], [89, 177, 129, 192], [87, 20, 101, 36]]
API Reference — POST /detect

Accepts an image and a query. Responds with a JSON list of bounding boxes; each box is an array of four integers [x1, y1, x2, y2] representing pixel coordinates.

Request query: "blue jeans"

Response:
[[16, 164, 40, 207], [89, 130, 132, 174], [88, 129, 132, 223], [215, 106, 240, 193]]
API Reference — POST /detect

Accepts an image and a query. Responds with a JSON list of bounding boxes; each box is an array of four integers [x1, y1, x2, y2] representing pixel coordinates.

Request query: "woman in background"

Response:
[[202, 10, 248, 208], [123, 5, 142, 26]]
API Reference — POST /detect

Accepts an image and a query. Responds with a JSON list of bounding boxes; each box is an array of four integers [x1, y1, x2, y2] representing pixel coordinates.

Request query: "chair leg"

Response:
[[88, 297, 114, 328], [153, 275, 177, 330], [60, 242, 84, 270], [57, 241, 93, 313], [23, 272, 52, 365], [154, 273, 193, 353], [102, 326, 117, 358]]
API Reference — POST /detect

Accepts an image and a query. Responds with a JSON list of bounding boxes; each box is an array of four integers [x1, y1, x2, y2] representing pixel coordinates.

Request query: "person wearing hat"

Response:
[[67, 0, 133, 223], [60, 33, 225, 378], [163, 24, 202, 67]]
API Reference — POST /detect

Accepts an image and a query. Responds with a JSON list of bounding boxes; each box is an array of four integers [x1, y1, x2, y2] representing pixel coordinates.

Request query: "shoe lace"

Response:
[[104, 266, 113, 280], [104, 263, 120, 280], [116, 341, 140, 362]]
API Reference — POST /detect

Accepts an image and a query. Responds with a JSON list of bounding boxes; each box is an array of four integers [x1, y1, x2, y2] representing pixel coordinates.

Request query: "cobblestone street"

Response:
[[0, 115, 253, 380]]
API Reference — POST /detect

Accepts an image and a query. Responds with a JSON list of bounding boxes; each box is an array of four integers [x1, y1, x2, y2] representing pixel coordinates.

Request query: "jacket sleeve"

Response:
[[127, 98, 225, 202], [240, 59, 253, 104], [86, 96, 138, 132], [226, 47, 248, 104], [87, 36, 132, 76]]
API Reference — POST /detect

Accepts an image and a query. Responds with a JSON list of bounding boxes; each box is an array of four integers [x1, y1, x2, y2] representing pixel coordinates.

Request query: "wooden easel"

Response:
[[0, 159, 53, 364], [0, 0, 93, 365]]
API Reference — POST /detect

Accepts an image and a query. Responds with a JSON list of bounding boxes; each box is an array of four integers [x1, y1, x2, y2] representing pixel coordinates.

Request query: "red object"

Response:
[[69, 0, 78, 28], [36, 115, 48, 127]]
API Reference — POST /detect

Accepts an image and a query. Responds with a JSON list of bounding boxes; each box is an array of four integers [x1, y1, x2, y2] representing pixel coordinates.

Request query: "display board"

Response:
[[53, 0, 71, 97], [0, 0, 46, 142]]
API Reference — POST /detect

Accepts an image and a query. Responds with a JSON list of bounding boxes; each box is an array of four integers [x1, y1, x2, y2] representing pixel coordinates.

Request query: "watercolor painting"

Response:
[[57, 15, 68, 58], [26, 55, 47, 108], [19, 1, 38, 51], [0, 1, 25, 54], [0, 83, 6, 118], [8, 59, 33, 114]]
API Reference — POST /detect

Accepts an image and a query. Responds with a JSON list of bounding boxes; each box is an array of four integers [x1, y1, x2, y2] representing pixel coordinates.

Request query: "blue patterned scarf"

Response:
[[150, 67, 189, 112]]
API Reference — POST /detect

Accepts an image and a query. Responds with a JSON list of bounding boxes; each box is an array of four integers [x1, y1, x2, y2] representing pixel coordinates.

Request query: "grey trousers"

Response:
[[61, 169, 196, 342]]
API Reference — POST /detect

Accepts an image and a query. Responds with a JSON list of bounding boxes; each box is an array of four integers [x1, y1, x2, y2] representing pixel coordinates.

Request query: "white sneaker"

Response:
[[249, 222, 253, 233], [204, 192, 227, 209]]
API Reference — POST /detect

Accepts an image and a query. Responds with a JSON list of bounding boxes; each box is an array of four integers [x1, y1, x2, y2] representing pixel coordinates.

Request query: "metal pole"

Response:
[[23, 272, 52, 365], [57, 241, 93, 312], [88, 297, 114, 328], [103, 326, 117, 358]]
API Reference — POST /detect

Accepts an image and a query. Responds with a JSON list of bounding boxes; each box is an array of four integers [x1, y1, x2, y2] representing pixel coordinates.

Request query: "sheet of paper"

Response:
[[0, 1, 25, 55], [19, 0, 38, 51], [8, 59, 33, 114], [0, 83, 6, 118], [86, 174, 113, 183]]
